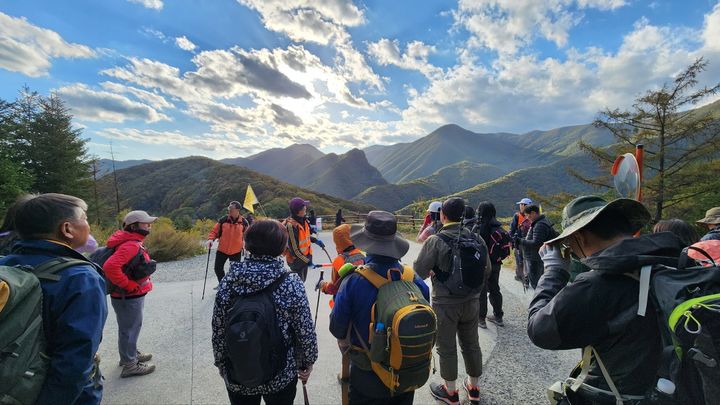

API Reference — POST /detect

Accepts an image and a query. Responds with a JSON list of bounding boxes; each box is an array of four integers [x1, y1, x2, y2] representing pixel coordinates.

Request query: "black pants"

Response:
[[349, 386, 414, 405], [479, 262, 503, 319], [214, 251, 242, 283], [289, 258, 310, 282], [227, 379, 297, 405], [525, 258, 544, 289], [514, 248, 524, 280]]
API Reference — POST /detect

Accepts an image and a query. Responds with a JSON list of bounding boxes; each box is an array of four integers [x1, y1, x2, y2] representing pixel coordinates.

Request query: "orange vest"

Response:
[[285, 218, 312, 263]]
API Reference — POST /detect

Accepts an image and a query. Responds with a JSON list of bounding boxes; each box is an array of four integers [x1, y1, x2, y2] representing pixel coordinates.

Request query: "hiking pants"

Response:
[[479, 262, 503, 319], [514, 248, 524, 280], [348, 386, 414, 405], [227, 379, 297, 405], [214, 251, 242, 283], [112, 295, 145, 365], [525, 258, 544, 289], [434, 300, 483, 381], [289, 257, 310, 282]]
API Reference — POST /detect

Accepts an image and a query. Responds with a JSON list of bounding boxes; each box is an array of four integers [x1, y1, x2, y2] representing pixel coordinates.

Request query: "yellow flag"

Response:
[[243, 185, 259, 213]]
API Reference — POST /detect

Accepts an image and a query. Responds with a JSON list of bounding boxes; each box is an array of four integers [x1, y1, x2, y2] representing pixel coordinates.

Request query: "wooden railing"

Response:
[[316, 212, 424, 230]]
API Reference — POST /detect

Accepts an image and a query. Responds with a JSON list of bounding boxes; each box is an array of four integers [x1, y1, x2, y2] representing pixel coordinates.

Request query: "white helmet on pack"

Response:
[[427, 201, 442, 213]]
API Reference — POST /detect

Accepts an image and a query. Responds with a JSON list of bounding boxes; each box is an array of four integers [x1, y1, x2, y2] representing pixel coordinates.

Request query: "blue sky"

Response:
[[1, 0, 719, 160]]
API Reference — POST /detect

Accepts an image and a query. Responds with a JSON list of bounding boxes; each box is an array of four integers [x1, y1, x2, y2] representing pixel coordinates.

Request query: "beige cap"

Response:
[[123, 210, 158, 227]]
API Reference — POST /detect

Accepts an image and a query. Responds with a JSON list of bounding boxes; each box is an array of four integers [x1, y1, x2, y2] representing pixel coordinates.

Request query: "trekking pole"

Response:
[[201, 245, 212, 300], [313, 269, 324, 330], [320, 246, 332, 263], [302, 377, 310, 405]]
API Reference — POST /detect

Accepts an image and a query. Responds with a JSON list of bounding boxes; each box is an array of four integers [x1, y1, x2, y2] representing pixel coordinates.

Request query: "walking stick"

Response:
[[320, 246, 332, 263], [313, 269, 324, 330], [302, 379, 310, 405], [201, 246, 212, 300]]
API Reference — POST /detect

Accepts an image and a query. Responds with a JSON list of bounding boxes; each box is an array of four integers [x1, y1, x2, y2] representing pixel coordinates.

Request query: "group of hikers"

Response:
[[1, 191, 719, 405]]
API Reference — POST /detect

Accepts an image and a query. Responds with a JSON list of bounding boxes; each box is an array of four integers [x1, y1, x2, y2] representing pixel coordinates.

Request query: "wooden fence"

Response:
[[316, 212, 424, 230]]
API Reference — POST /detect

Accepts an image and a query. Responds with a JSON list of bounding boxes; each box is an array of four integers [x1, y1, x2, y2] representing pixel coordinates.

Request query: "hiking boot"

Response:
[[478, 319, 487, 329], [121, 361, 156, 378], [429, 382, 459, 405], [487, 315, 504, 327], [463, 377, 480, 404], [118, 351, 153, 366]]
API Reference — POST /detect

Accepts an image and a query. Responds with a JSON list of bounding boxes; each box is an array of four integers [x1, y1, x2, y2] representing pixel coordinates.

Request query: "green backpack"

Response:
[[0, 257, 87, 405], [351, 264, 437, 395]]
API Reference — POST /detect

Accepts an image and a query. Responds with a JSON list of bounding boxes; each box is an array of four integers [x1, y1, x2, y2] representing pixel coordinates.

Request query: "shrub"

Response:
[[144, 217, 204, 262]]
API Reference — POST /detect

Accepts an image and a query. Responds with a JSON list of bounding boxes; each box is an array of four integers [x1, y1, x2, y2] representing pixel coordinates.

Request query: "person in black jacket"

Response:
[[527, 196, 684, 403], [515, 205, 555, 289], [476, 201, 504, 328]]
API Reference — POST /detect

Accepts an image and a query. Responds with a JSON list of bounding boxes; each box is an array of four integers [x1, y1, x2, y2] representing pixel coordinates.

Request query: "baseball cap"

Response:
[[289, 197, 310, 214], [123, 210, 158, 227], [516, 198, 533, 205]]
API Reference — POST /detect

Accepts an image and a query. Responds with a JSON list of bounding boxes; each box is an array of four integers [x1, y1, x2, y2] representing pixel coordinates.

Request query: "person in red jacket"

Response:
[[104, 210, 157, 378], [207, 201, 249, 284]]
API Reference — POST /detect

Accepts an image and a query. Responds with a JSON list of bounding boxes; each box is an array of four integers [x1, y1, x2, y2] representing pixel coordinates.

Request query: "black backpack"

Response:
[[436, 230, 486, 295], [488, 226, 512, 263], [89, 242, 156, 294], [225, 272, 290, 387]]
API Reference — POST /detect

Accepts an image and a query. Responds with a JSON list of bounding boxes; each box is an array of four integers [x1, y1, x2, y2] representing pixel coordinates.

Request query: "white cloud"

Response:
[[55, 84, 170, 123], [100, 81, 175, 110], [454, 0, 628, 54], [175, 36, 197, 52], [0, 12, 95, 77], [368, 38, 442, 78], [97, 128, 247, 155], [128, 0, 163, 10]]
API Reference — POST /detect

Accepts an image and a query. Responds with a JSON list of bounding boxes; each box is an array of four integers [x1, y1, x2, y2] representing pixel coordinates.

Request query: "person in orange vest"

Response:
[[284, 197, 325, 281], [207, 201, 249, 285], [319, 224, 365, 297], [509, 197, 532, 283]]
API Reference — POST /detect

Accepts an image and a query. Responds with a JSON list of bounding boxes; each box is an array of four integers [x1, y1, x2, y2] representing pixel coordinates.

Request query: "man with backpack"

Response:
[[284, 197, 325, 282], [527, 195, 686, 404], [414, 197, 490, 405], [509, 197, 532, 283], [475, 201, 511, 328], [515, 204, 556, 289], [329, 211, 432, 405], [0, 193, 107, 405], [207, 201, 249, 284]]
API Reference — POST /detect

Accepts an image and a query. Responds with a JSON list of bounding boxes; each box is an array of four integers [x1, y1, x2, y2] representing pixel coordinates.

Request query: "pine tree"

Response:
[[575, 58, 720, 222]]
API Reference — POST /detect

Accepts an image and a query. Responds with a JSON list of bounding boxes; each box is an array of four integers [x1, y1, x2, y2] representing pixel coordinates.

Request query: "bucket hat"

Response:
[[546, 196, 650, 245], [350, 211, 409, 259], [697, 207, 720, 225]]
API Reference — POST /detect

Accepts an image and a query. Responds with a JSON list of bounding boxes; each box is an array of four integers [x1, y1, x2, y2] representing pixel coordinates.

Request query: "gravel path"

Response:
[[146, 238, 580, 404]]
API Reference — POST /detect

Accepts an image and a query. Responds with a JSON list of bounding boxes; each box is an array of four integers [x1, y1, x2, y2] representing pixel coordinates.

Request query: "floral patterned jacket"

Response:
[[212, 255, 318, 394]]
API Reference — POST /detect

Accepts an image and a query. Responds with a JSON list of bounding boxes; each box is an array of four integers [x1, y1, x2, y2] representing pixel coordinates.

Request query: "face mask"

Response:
[[134, 228, 150, 237]]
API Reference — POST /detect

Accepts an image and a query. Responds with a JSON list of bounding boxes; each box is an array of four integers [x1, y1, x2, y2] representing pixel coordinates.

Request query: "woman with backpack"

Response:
[[476, 201, 505, 328], [212, 219, 318, 405], [417, 201, 442, 242], [103, 210, 158, 378]]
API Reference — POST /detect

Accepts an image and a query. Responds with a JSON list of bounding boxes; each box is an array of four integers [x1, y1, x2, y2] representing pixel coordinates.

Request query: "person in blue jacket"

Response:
[[0, 193, 108, 405], [329, 211, 430, 404]]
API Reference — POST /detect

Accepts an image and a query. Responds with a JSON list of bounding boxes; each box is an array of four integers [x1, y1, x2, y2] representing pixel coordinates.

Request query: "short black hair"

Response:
[[244, 219, 288, 257], [476, 201, 496, 222], [653, 218, 699, 246], [583, 208, 634, 240], [14, 193, 87, 240], [523, 205, 540, 215], [442, 197, 465, 222], [464, 206, 475, 220]]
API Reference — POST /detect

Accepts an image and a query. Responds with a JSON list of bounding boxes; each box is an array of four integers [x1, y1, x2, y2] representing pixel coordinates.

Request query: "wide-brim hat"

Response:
[[350, 210, 409, 259], [546, 196, 650, 245], [697, 207, 720, 225]]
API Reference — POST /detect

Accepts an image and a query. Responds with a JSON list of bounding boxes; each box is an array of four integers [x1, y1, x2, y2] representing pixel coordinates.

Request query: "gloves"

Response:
[[315, 239, 325, 248], [539, 243, 571, 273], [512, 235, 521, 247], [311, 262, 322, 269]]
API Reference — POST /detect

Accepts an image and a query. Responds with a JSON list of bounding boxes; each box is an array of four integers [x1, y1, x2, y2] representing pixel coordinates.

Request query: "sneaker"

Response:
[[121, 361, 156, 378], [429, 382, 459, 405], [118, 351, 153, 366], [478, 319, 487, 329], [487, 315, 504, 327], [463, 377, 480, 404]]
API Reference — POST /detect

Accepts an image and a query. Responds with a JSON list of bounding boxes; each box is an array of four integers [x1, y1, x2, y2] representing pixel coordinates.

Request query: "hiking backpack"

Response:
[[488, 227, 512, 263], [0, 258, 91, 404], [225, 272, 290, 387], [352, 265, 437, 394], [436, 230, 487, 295], [560, 247, 720, 404], [89, 242, 155, 294]]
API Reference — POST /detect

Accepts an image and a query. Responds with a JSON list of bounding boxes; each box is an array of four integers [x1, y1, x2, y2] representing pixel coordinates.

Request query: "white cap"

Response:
[[427, 201, 442, 213]]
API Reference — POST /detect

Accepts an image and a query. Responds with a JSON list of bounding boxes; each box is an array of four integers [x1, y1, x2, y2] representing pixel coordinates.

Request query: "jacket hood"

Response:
[[582, 232, 685, 273], [225, 255, 288, 295], [107, 230, 145, 248]]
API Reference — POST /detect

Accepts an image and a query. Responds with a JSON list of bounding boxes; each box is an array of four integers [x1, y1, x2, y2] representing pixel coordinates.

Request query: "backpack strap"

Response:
[[355, 265, 389, 289], [570, 346, 625, 405], [32, 257, 92, 281], [637, 265, 653, 317]]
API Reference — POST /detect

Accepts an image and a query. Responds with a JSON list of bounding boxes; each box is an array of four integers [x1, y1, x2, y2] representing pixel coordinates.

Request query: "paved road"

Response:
[[98, 231, 577, 404]]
